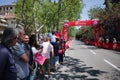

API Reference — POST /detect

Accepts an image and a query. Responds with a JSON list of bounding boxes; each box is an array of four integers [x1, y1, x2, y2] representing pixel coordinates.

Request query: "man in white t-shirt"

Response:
[[41, 37, 54, 79]]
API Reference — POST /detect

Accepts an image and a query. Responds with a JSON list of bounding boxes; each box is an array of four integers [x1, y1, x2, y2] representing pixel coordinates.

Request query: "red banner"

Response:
[[63, 26, 68, 41], [68, 20, 98, 26]]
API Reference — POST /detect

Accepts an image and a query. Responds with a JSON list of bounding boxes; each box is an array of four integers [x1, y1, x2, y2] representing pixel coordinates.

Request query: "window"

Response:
[[6, 7, 8, 10], [3, 8, 5, 11], [10, 7, 13, 10]]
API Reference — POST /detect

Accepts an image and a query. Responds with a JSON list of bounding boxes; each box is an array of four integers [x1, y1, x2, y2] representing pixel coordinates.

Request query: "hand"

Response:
[[26, 50, 30, 56]]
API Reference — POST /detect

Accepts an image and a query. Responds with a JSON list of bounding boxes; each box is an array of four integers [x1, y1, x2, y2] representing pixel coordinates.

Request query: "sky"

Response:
[[80, 0, 105, 20], [0, 0, 16, 6]]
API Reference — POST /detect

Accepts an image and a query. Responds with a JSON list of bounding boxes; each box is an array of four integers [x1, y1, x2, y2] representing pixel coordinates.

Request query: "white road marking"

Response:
[[104, 59, 120, 71], [90, 50, 96, 55]]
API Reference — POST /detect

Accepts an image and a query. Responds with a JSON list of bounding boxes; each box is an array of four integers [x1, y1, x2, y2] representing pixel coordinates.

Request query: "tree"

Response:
[[88, 6, 103, 19], [88, 1, 120, 42], [15, 0, 84, 37], [15, 0, 36, 34]]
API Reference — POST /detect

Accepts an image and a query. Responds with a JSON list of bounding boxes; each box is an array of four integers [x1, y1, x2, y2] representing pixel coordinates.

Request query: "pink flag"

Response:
[[34, 52, 46, 65]]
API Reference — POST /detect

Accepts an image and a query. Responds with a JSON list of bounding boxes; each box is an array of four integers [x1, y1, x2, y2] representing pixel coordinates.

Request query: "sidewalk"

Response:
[[35, 40, 85, 80]]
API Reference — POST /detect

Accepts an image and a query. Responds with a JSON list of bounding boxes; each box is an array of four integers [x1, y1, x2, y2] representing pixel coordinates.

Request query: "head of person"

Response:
[[1, 27, 18, 47], [29, 34, 37, 47], [60, 40, 66, 46], [56, 38, 60, 43], [23, 34, 29, 44], [43, 37, 50, 42], [16, 26, 25, 42], [52, 31, 55, 35]]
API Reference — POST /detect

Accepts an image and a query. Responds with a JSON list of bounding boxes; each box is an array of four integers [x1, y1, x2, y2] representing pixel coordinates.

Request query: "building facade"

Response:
[[0, 1, 16, 39]]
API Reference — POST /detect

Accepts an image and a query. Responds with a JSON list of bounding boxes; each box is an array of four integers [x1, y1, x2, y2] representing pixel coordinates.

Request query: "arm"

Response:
[[19, 53, 29, 63], [12, 43, 29, 63], [51, 44, 54, 58], [28, 64, 34, 71], [51, 49, 54, 59]]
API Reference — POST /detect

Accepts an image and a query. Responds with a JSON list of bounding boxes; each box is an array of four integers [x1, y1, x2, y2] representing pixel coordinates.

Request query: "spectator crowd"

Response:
[[0, 27, 70, 80]]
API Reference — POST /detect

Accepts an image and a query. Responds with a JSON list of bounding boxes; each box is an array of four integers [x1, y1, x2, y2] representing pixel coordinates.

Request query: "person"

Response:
[[41, 37, 54, 79], [55, 31, 62, 40], [51, 38, 60, 71], [58, 40, 66, 65], [47, 31, 52, 38], [29, 34, 43, 80], [113, 37, 117, 43], [0, 27, 18, 80], [23, 34, 34, 80], [50, 31, 57, 42], [29, 35, 42, 55], [11, 27, 29, 80]]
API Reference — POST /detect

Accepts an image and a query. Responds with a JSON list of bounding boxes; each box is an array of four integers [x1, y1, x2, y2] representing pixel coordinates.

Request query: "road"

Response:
[[50, 40, 120, 80]]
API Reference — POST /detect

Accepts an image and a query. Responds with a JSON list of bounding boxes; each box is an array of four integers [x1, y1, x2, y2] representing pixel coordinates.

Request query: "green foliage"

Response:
[[87, 1, 120, 40], [68, 27, 75, 37], [88, 6, 103, 19], [88, 2, 120, 28], [76, 26, 94, 40], [15, 0, 36, 34], [14, 0, 84, 35]]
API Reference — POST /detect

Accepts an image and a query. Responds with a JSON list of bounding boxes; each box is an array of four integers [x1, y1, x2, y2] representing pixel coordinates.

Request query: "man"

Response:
[[23, 34, 34, 80], [12, 27, 29, 80], [0, 28, 18, 80], [41, 37, 54, 79]]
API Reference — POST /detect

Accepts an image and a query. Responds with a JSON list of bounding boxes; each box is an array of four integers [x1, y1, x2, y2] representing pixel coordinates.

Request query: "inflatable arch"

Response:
[[63, 20, 99, 41]]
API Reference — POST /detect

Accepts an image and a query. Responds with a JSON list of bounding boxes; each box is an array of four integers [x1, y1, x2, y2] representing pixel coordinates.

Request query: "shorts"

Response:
[[43, 59, 50, 71]]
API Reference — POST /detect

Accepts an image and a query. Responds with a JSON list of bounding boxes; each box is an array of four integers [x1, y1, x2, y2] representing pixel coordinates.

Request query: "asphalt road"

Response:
[[48, 40, 120, 80]]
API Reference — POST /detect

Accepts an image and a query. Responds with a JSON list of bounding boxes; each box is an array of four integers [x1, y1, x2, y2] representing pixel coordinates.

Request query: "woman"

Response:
[[0, 27, 18, 80], [29, 34, 43, 80], [58, 40, 66, 65]]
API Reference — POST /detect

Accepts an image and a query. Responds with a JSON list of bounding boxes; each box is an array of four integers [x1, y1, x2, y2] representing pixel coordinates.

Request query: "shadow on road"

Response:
[[53, 56, 107, 80]]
